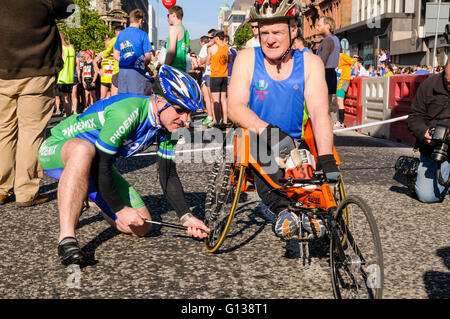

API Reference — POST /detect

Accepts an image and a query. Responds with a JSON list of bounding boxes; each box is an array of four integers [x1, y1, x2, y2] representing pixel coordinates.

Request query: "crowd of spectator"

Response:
[[55, 5, 240, 136], [303, 38, 444, 78], [303, 34, 445, 78], [48, 10, 449, 129]]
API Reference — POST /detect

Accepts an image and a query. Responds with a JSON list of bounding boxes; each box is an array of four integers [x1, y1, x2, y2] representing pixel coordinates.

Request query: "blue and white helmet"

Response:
[[154, 65, 204, 112]]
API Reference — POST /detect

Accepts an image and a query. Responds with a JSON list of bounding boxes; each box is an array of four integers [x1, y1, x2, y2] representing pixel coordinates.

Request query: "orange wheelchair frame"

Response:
[[231, 120, 343, 211], [203, 120, 383, 299]]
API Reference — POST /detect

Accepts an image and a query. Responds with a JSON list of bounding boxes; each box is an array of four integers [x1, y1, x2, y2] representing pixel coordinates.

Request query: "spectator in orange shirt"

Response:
[[335, 52, 356, 128], [207, 31, 229, 128]]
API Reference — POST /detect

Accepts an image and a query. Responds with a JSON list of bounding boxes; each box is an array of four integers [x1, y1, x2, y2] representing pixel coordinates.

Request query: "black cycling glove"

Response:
[[317, 154, 340, 182], [260, 124, 295, 158]]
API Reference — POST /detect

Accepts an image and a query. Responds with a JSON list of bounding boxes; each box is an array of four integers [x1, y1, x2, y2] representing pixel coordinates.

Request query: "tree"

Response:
[[232, 23, 254, 50], [57, 0, 113, 53]]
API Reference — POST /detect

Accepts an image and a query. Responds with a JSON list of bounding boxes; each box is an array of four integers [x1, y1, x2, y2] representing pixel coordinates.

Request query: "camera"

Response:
[[430, 125, 450, 163]]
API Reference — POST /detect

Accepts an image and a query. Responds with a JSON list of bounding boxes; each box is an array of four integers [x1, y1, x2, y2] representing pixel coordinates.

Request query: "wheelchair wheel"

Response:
[[329, 195, 384, 299], [204, 147, 246, 253], [334, 175, 349, 245], [334, 175, 347, 205]]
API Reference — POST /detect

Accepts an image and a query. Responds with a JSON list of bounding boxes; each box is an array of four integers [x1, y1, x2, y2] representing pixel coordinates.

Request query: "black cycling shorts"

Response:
[[57, 83, 73, 94], [210, 76, 228, 93], [112, 73, 119, 88], [325, 68, 337, 95], [84, 79, 96, 91]]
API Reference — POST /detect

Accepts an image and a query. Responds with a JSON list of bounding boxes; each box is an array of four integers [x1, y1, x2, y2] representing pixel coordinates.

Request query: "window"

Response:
[[232, 15, 245, 23], [420, 0, 426, 25]]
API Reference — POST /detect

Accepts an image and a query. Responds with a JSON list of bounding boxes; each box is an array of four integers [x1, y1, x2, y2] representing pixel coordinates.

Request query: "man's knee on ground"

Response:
[[415, 184, 445, 203], [416, 191, 443, 203]]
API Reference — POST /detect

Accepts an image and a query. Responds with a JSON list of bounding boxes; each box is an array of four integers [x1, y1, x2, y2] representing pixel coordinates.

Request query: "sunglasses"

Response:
[[251, 26, 258, 29], [172, 104, 192, 115], [158, 102, 191, 117]]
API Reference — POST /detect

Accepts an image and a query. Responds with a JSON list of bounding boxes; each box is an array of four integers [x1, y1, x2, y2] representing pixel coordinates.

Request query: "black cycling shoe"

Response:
[[58, 237, 84, 266], [284, 240, 300, 259]]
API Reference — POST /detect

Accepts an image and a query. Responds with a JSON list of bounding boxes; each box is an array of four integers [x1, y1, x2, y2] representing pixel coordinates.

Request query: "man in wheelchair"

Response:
[[227, 0, 340, 250]]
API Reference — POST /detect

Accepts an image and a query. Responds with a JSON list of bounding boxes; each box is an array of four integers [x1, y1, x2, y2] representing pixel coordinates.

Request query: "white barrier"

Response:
[[132, 116, 410, 157], [333, 115, 408, 134], [361, 77, 391, 139]]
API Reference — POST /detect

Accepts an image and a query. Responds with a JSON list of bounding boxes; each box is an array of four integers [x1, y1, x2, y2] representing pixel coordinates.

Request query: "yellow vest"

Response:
[[101, 57, 114, 83]]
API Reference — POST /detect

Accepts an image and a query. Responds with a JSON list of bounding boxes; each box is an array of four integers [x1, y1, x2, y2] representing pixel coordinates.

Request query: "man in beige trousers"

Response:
[[0, 0, 74, 207]]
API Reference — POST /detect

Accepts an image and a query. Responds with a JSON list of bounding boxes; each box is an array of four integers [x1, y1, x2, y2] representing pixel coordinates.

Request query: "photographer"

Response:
[[407, 60, 450, 203]]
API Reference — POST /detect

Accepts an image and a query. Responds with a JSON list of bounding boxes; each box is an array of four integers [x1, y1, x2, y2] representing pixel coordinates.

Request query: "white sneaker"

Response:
[[334, 121, 345, 129], [177, 135, 186, 145]]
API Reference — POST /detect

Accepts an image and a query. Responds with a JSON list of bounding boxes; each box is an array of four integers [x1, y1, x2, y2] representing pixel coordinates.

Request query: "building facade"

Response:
[[336, 0, 449, 67], [226, 0, 254, 43], [147, 4, 157, 47], [218, 1, 232, 34], [92, 0, 129, 29], [91, 0, 158, 46], [301, 0, 353, 40]]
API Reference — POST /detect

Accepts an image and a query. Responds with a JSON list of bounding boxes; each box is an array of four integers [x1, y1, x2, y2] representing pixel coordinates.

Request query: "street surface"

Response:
[[0, 114, 448, 299]]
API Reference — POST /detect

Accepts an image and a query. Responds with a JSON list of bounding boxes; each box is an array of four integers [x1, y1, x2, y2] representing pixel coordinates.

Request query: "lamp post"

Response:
[[432, 0, 442, 71]]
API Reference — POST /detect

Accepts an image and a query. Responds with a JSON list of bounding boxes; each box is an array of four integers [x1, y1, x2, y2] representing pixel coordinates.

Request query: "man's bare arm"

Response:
[[303, 52, 334, 156], [206, 46, 214, 67], [113, 49, 120, 62], [164, 26, 179, 65], [144, 52, 152, 65], [93, 52, 103, 77]]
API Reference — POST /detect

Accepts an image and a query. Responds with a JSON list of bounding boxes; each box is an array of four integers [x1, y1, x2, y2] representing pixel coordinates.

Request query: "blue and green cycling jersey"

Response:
[[39, 93, 180, 220], [45, 93, 176, 161]]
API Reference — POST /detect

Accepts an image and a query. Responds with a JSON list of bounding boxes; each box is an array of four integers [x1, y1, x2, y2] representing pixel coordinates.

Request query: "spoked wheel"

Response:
[[204, 145, 245, 253], [330, 195, 384, 299], [333, 175, 347, 205], [333, 176, 349, 244]]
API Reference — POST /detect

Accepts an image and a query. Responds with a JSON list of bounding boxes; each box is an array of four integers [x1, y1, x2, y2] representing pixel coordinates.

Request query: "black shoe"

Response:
[[16, 194, 49, 207], [0, 192, 15, 205], [284, 239, 300, 259], [58, 237, 84, 266]]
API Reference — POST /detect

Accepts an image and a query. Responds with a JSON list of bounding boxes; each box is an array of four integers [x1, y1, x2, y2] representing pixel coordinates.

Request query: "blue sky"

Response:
[[149, 0, 231, 40]]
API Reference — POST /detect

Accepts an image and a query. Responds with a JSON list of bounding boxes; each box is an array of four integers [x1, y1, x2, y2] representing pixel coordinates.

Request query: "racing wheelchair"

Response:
[[203, 120, 384, 299]]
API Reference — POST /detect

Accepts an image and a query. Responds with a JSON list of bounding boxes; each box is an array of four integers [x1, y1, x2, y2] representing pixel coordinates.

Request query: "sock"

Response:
[[338, 109, 345, 123]]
